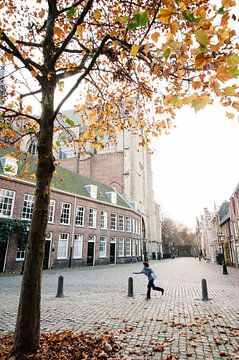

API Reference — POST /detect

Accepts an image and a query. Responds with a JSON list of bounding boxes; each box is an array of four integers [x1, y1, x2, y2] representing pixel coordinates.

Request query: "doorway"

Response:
[[87, 241, 94, 266], [43, 239, 51, 269], [110, 243, 115, 264], [0, 242, 7, 272]]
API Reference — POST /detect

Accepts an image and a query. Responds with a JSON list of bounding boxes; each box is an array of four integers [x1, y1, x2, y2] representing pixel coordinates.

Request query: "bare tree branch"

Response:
[[53, 34, 110, 118]]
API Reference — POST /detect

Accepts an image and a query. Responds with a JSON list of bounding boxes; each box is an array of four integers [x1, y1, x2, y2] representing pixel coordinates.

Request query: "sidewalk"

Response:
[[1, 258, 239, 359]]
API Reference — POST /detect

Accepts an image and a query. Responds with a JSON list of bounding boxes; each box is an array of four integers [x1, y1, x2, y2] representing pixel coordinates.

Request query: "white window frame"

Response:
[[75, 205, 85, 227], [99, 236, 107, 258], [132, 218, 136, 234], [48, 199, 55, 223], [22, 194, 34, 220], [0, 188, 15, 218], [110, 213, 117, 230], [118, 214, 124, 231], [125, 237, 132, 257], [89, 208, 97, 228], [132, 239, 136, 256], [126, 216, 132, 232], [60, 202, 71, 225], [118, 237, 124, 257], [100, 210, 107, 229], [16, 248, 26, 261], [57, 233, 69, 259], [73, 234, 83, 259]]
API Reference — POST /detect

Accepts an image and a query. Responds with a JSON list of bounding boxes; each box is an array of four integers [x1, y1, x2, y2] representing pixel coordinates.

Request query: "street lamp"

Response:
[[218, 233, 228, 275]]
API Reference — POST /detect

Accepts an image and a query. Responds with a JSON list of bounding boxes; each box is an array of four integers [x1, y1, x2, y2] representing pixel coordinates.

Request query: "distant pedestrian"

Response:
[[133, 262, 164, 300]]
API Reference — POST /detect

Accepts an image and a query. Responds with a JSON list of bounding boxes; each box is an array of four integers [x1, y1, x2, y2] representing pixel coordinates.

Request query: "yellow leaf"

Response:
[[227, 54, 239, 67], [76, 25, 84, 38], [223, 86, 235, 96], [226, 112, 235, 119], [9, 36, 16, 44], [157, 7, 174, 24], [195, 29, 209, 46], [130, 44, 140, 57], [222, 0, 236, 9], [191, 94, 211, 112]]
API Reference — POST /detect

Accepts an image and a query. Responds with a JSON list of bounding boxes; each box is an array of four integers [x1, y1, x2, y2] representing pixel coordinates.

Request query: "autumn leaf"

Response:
[[76, 25, 84, 38], [130, 44, 140, 57], [158, 7, 174, 24], [227, 54, 239, 67], [195, 29, 210, 46], [191, 94, 211, 112]]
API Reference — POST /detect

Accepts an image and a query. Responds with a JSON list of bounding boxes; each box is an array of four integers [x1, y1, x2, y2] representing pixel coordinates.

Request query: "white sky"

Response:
[[152, 105, 239, 230]]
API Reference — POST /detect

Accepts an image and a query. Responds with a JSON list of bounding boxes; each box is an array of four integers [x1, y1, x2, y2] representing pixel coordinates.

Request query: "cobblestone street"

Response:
[[1, 258, 239, 359]]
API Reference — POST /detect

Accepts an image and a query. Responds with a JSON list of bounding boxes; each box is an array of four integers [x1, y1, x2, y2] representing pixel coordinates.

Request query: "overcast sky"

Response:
[[152, 104, 239, 230]]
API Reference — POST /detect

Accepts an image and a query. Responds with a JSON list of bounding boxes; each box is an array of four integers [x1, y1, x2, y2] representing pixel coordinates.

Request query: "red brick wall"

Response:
[[1, 176, 141, 272]]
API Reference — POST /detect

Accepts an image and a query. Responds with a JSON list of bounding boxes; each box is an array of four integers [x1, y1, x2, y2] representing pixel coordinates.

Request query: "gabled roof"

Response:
[[0, 146, 132, 209], [218, 201, 230, 225]]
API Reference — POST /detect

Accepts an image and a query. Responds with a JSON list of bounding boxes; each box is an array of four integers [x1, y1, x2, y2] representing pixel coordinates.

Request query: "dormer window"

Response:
[[106, 191, 117, 204], [0, 156, 18, 176], [84, 184, 97, 199]]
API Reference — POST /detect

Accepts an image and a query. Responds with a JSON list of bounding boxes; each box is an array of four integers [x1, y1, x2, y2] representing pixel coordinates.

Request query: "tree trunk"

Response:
[[14, 84, 56, 354]]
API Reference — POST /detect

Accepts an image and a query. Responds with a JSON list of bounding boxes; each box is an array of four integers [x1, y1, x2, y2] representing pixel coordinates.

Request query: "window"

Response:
[[89, 208, 97, 228], [28, 140, 37, 155], [85, 185, 97, 199], [125, 238, 131, 256], [57, 233, 69, 259], [0, 189, 15, 218], [132, 218, 136, 234], [126, 216, 132, 232], [106, 191, 117, 204], [110, 213, 117, 230], [100, 211, 107, 229], [60, 202, 71, 225], [73, 234, 83, 258], [99, 236, 107, 257], [22, 194, 34, 220], [132, 239, 136, 256], [75, 206, 85, 227], [118, 215, 124, 231], [48, 199, 55, 223], [16, 248, 26, 261], [118, 238, 124, 257]]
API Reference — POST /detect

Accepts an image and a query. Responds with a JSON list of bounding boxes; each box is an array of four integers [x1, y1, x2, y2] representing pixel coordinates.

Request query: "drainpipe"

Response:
[[69, 195, 77, 268], [2, 237, 9, 272]]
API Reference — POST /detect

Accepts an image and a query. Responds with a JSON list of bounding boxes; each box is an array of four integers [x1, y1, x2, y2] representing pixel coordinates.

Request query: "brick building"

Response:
[[0, 148, 142, 273]]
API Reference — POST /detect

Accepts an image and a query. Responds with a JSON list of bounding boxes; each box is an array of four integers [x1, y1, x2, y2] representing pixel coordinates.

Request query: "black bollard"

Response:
[[202, 278, 209, 301], [56, 275, 64, 298], [128, 277, 133, 297]]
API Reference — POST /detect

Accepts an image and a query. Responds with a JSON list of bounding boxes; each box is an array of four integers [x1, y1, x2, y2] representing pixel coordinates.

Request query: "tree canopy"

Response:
[[1, 0, 239, 151]]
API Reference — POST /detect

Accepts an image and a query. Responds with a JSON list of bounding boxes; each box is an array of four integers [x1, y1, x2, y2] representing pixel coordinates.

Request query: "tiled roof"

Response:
[[0, 146, 132, 209], [218, 201, 230, 225]]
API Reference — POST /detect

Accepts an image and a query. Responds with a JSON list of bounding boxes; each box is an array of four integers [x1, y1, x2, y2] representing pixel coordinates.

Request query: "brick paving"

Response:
[[1, 258, 239, 359]]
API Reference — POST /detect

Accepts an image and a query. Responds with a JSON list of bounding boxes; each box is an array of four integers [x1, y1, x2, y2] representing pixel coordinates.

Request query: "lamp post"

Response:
[[219, 234, 228, 275]]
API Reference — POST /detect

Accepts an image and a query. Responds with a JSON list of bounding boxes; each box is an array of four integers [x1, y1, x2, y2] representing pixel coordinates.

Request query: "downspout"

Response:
[[2, 237, 9, 272], [69, 195, 77, 268]]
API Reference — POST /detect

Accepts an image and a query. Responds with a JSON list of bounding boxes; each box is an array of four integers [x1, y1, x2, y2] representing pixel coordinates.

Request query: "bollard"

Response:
[[128, 277, 133, 297], [202, 278, 208, 301], [56, 275, 64, 298]]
